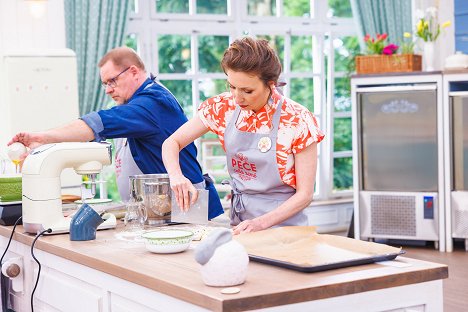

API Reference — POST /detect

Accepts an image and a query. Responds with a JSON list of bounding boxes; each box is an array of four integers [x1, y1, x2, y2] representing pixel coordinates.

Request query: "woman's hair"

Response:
[[98, 46, 145, 71], [221, 37, 282, 86]]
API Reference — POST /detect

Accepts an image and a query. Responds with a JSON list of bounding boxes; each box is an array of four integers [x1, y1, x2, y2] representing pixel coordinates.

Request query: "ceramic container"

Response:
[[194, 228, 249, 287], [142, 229, 194, 253], [445, 51, 468, 69], [69, 203, 104, 241], [0, 174, 22, 202], [199, 239, 249, 287]]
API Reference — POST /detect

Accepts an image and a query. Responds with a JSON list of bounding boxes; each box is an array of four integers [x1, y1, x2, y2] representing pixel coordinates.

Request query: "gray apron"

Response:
[[114, 80, 160, 202], [224, 99, 308, 227], [115, 138, 143, 202]]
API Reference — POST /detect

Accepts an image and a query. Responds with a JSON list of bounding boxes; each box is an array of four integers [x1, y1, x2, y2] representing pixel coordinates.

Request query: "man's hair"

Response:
[[221, 37, 282, 86], [98, 46, 145, 71]]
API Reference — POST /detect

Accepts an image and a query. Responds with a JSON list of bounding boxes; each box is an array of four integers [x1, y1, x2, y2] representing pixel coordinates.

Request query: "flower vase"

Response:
[[423, 41, 435, 71]]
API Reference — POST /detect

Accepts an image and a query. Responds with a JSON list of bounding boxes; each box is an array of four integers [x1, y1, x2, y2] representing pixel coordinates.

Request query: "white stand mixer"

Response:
[[21, 142, 117, 234]]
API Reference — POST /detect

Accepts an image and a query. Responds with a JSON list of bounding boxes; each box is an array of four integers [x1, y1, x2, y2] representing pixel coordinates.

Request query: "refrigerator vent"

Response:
[[370, 195, 416, 236], [452, 205, 468, 238]]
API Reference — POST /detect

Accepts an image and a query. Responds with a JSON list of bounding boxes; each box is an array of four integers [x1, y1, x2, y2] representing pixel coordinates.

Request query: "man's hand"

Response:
[[7, 132, 48, 160]]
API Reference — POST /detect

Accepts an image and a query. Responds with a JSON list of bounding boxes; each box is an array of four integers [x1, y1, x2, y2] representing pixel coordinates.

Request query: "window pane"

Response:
[[130, 0, 138, 13], [199, 35, 229, 73], [156, 0, 189, 13], [333, 157, 353, 191], [199, 79, 227, 102], [334, 77, 351, 112], [158, 35, 191, 73], [284, 0, 310, 17], [159, 80, 193, 117], [291, 35, 313, 72], [248, 0, 276, 16], [125, 33, 138, 52], [328, 0, 352, 18], [197, 0, 227, 14], [334, 36, 359, 72], [290, 78, 313, 112], [256, 35, 284, 68], [333, 117, 352, 151]]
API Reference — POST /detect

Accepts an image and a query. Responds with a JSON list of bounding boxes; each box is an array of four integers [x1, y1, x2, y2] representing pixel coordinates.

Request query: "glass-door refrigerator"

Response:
[[444, 74, 468, 252], [352, 74, 444, 251]]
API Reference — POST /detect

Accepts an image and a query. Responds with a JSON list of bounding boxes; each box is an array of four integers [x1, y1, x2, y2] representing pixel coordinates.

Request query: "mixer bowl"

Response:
[[129, 174, 171, 225], [0, 174, 22, 202]]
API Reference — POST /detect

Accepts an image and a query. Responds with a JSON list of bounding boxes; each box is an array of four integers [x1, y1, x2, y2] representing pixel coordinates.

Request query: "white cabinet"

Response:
[[0, 236, 206, 312]]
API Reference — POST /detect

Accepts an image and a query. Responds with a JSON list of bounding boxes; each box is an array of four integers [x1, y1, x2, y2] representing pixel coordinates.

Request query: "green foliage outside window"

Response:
[[290, 78, 314, 112], [125, 33, 138, 52], [334, 118, 352, 152], [248, 0, 276, 16], [291, 36, 313, 72], [332, 33, 358, 192], [156, 0, 228, 14], [199, 36, 229, 73], [334, 157, 353, 191], [156, 0, 188, 13], [284, 0, 310, 17], [158, 35, 191, 73], [197, 0, 227, 14], [334, 36, 359, 114], [328, 0, 352, 17]]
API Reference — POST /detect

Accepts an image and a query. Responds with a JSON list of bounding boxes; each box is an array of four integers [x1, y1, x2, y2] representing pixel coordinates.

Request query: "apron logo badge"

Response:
[[231, 153, 257, 181], [258, 137, 272, 153]]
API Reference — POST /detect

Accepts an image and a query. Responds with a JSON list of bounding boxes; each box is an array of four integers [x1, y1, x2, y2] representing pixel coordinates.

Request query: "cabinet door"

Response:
[[34, 266, 104, 312]]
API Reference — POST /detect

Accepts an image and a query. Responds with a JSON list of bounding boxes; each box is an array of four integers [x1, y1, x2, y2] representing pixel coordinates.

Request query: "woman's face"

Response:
[[226, 70, 272, 113]]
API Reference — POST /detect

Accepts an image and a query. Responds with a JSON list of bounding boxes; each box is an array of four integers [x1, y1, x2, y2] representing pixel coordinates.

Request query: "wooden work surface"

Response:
[[0, 224, 448, 312]]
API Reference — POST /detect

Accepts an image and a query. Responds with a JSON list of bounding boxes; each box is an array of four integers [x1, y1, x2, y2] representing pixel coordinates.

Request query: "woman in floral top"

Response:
[[163, 37, 324, 234]]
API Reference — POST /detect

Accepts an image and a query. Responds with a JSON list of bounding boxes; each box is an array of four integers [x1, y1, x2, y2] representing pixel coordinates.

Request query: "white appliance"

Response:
[[21, 142, 116, 234], [443, 72, 468, 251], [351, 74, 445, 251], [0, 50, 81, 188]]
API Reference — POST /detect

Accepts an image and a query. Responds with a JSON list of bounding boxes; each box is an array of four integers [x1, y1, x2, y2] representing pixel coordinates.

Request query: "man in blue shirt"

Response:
[[8, 47, 224, 220]]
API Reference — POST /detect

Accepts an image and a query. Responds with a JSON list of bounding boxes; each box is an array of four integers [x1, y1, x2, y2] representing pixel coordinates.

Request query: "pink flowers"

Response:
[[364, 33, 399, 55], [383, 44, 399, 55]]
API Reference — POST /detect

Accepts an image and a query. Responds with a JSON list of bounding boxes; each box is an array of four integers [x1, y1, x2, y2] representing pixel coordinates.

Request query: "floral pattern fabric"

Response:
[[198, 87, 324, 188]]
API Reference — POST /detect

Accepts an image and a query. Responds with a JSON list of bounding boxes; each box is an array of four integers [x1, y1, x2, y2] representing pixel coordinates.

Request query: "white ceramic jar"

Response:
[[195, 228, 249, 287], [200, 239, 249, 287]]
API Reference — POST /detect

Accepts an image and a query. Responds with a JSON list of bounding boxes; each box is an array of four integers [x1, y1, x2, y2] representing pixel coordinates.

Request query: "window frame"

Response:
[[126, 0, 357, 201]]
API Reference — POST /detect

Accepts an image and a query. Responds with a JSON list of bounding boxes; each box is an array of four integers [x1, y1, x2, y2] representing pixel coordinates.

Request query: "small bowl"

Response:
[[0, 174, 22, 202], [142, 229, 194, 254]]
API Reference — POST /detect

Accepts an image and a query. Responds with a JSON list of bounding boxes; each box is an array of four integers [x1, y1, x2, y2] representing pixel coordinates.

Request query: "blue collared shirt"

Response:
[[81, 78, 223, 219]]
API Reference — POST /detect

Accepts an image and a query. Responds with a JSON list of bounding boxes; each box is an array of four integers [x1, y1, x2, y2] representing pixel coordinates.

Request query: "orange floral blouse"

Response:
[[198, 87, 325, 188]]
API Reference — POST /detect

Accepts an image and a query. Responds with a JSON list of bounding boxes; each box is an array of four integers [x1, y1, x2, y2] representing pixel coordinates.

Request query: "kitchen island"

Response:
[[0, 224, 447, 312]]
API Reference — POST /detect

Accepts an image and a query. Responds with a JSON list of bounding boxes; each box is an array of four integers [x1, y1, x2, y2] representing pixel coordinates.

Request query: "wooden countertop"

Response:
[[0, 224, 448, 312]]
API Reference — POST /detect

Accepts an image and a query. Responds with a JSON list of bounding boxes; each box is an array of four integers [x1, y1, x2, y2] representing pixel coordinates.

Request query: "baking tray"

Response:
[[248, 250, 406, 273]]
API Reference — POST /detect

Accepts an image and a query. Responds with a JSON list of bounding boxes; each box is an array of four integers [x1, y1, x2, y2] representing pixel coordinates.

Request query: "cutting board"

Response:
[[171, 189, 208, 225]]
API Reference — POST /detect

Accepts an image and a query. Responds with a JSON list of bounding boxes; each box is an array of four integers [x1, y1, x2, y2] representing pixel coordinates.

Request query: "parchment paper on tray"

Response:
[[234, 226, 403, 272]]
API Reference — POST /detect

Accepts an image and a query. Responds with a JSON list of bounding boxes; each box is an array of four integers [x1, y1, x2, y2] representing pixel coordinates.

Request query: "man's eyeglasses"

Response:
[[101, 67, 130, 89]]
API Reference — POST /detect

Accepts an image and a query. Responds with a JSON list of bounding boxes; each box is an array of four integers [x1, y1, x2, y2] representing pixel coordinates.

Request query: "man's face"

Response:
[[100, 61, 136, 105]]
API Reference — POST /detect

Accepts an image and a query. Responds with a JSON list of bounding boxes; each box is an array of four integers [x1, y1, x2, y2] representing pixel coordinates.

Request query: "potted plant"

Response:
[[355, 33, 422, 74], [415, 6, 451, 71]]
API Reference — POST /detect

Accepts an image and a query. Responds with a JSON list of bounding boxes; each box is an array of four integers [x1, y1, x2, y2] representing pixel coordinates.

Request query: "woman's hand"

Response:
[[169, 174, 198, 212], [232, 218, 266, 235]]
